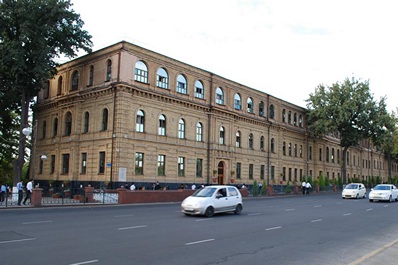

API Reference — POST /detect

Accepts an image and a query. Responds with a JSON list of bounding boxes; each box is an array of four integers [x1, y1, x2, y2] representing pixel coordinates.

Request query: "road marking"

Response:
[[348, 238, 398, 265], [310, 219, 322, 223], [0, 238, 36, 244], [383, 205, 389, 207], [114, 214, 135, 218], [366, 208, 373, 211], [196, 218, 214, 221], [185, 239, 215, 245], [343, 213, 352, 216], [22, 221, 53, 225], [248, 213, 262, 216], [118, 225, 147, 230], [313, 205, 322, 208], [265, 226, 282, 231], [69, 260, 99, 265], [285, 209, 295, 211]]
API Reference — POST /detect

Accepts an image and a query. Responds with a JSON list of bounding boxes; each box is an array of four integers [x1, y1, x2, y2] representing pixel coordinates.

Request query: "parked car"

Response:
[[342, 183, 366, 199], [181, 185, 243, 217], [369, 184, 398, 202]]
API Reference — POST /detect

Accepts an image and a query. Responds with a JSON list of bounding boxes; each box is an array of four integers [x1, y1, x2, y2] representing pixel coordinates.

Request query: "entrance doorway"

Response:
[[217, 161, 225, 184]]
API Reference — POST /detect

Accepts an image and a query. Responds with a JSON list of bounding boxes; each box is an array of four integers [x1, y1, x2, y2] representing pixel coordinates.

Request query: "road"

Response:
[[1, 194, 397, 265]]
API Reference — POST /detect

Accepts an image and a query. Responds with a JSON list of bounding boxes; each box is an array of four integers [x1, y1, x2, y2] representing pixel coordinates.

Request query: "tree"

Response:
[[306, 78, 391, 183], [0, 0, 92, 186]]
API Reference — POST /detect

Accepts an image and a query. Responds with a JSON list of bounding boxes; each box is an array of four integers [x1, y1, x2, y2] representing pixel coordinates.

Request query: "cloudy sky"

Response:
[[70, 0, 398, 111]]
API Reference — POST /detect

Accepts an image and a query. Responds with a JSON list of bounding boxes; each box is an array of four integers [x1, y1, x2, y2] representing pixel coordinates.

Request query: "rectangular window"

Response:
[[319, 148, 322, 161], [178, 157, 185, 176], [195, 86, 204, 99], [196, 158, 203, 178], [271, 166, 275, 180], [294, 168, 297, 180], [135, 152, 144, 175], [260, 165, 265, 180], [236, 163, 241, 179], [283, 167, 286, 181], [81, 153, 87, 174], [300, 169, 303, 181], [176, 82, 187, 94], [135, 68, 148, 83], [157, 75, 168, 89], [39, 160, 43, 174], [50, 155, 55, 174], [158, 155, 165, 176], [99, 152, 105, 174], [309, 146, 312, 160], [288, 168, 292, 181], [62, 154, 70, 174], [249, 164, 253, 179]]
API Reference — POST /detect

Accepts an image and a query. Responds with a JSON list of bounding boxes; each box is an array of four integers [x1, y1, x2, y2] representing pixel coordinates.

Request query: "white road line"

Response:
[[118, 225, 147, 230], [343, 213, 352, 216], [366, 208, 373, 211], [114, 214, 135, 218], [265, 226, 282, 231], [310, 219, 323, 223], [285, 209, 295, 211], [69, 260, 99, 265], [185, 239, 215, 245], [313, 205, 322, 208], [196, 218, 214, 221], [248, 213, 262, 216], [383, 205, 389, 207], [0, 238, 36, 244], [22, 221, 53, 225]]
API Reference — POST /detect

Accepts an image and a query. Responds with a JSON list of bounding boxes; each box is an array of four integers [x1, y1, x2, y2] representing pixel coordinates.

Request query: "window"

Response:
[[294, 144, 297, 157], [196, 122, 203, 142], [216, 87, 224, 105], [50, 155, 55, 174], [196, 158, 203, 178], [176, 74, 187, 94], [88, 65, 94, 86], [42, 121, 46, 139], [249, 164, 253, 179], [156, 68, 168, 89], [337, 149, 340, 164], [194, 80, 204, 99], [236, 131, 241, 148], [300, 145, 303, 158], [234, 93, 241, 110], [236, 163, 241, 179], [135, 152, 144, 175], [283, 142, 286, 156], [158, 155, 165, 176], [271, 138, 275, 153], [331, 148, 335, 163], [282, 109, 286, 123], [136, 110, 145, 132], [299, 115, 303, 127], [53, 118, 58, 137], [81, 153, 87, 174], [83, 112, 89, 133], [319, 148, 323, 161], [288, 111, 292, 124], [326, 147, 330, 162], [219, 126, 225, 145], [106, 60, 112, 81], [247, 97, 254, 113], [134, 61, 148, 83], [289, 168, 292, 181], [283, 167, 286, 181], [249, 133, 254, 149], [99, 152, 105, 174], [39, 159, 43, 174], [71, 70, 79, 91], [57, 76, 62, 95], [178, 119, 185, 139], [309, 146, 312, 160], [271, 166, 275, 181], [64, 112, 72, 136], [62, 154, 70, 174], [260, 136, 265, 151], [288, 143, 292, 156], [178, 156, 185, 176], [158, 114, 166, 136], [101, 108, 108, 131], [294, 113, 297, 126], [259, 101, 265, 116], [260, 165, 265, 180], [269, 105, 275, 119]]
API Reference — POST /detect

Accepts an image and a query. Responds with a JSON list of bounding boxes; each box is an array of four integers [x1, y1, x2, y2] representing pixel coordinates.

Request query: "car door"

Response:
[[359, 184, 366, 197], [213, 188, 229, 212], [392, 185, 398, 199], [227, 187, 240, 210]]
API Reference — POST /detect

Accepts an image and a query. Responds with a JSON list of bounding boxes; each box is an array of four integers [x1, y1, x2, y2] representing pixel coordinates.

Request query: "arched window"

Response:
[[337, 149, 340, 164], [57, 76, 63, 95], [89, 65, 94, 86], [269, 105, 275, 119], [283, 142, 286, 156], [326, 147, 330, 162], [271, 138, 275, 153], [156, 67, 168, 89], [259, 101, 265, 117], [219, 127, 225, 145], [83, 112, 89, 133], [196, 122, 203, 141], [248, 133, 254, 149], [288, 111, 292, 124], [288, 143, 292, 156], [53, 117, 58, 137], [176, 74, 187, 94], [136, 110, 145, 132], [194, 80, 204, 99], [294, 144, 297, 157], [101, 109, 108, 131], [215, 87, 224, 105], [106, 60, 112, 81], [178, 119, 185, 139], [332, 148, 335, 163], [64, 112, 72, 136], [260, 136, 265, 150], [234, 93, 241, 110], [282, 109, 286, 123], [247, 97, 254, 113], [42, 121, 46, 139], [236, 131, 241, 147], [293, 113, 297, 126], [299, 115, 303, 127], [134, 61, 148, 83], [158, 114, 166, 136], [71, 71, 79, 91]]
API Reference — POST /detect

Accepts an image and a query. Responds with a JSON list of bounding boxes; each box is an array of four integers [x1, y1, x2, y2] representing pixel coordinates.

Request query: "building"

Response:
[[33, 41, 396, 189]]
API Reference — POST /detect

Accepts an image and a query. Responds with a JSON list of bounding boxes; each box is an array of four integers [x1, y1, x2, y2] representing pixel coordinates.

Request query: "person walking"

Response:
[[0, 183, 6, 204], [17, 180, 24, 205], [23, 179, 33, 205], [305, 181, 312, 195], [302, 181, 306, 195], [130, 183, 136, 191]]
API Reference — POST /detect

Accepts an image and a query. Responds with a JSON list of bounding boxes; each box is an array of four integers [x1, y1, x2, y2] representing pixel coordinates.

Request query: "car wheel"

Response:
[[234, 204, 242, 215], [363, 193, 366, 199], [204, 206, 214, 217], [396, 195, 398, 202], [369, 199, 373, 202], [389, 195, 393, 202], [342, 197, 345, 199], [355, 194, 359, 199]]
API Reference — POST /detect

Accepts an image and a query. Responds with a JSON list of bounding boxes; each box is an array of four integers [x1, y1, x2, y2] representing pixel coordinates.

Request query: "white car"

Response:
[[181, 185, 243, 217], [342, 183, 366, 199], [369, 184, 398, 202]]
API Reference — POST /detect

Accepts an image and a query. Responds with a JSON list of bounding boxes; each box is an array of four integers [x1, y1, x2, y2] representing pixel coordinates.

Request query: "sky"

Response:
[[69, 0, 398, 112]]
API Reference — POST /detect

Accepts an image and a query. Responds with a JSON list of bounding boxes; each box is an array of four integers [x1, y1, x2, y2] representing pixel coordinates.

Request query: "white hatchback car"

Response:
[[342, 183, 366, 199], [369, 184, 398, 202], [181, 185, 243, 217]]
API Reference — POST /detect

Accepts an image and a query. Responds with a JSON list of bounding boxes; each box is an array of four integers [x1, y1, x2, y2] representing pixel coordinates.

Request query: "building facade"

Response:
[[33, 41, 396, 189]]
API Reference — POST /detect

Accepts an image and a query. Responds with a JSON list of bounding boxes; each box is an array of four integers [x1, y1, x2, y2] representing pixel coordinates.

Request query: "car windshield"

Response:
[[345, 184, 358, 189], [192, 187, 216, 197], [374, 185, 391, 191]]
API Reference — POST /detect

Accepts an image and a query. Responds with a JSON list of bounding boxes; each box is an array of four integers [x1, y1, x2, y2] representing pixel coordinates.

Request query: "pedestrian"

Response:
[[302, 180, 306, 195], [154, 181, 161, 190], [0, 183, 6, 204], [191, 183, 196, 190], [305, 181, 312, 195], [17, 180, 24, 205], [258, 182, 263, 193], [130, 183, 136, 191], [23, 179, 33, 205]]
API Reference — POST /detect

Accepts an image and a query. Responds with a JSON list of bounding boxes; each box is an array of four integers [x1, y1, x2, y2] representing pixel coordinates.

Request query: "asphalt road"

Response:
[[1, 194, 398, 265]]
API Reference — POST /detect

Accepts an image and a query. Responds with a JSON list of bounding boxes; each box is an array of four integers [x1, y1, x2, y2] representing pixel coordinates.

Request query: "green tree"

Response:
[[0, 0, 92, 186], [306, 78, 390, 184]]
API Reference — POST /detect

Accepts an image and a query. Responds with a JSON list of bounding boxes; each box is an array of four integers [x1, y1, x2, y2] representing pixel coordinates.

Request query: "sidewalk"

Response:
[[349, 239, 398, 265]]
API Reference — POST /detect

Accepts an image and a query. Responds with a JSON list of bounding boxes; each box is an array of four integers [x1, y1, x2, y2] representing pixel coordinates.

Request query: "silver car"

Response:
[[342, 183, 366, 199], [369, 184, 398, 202]]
